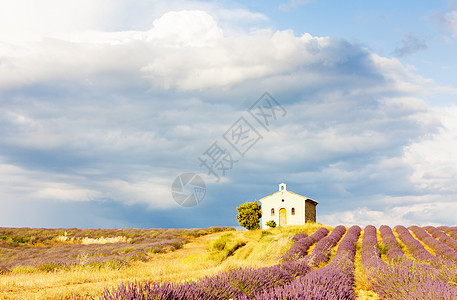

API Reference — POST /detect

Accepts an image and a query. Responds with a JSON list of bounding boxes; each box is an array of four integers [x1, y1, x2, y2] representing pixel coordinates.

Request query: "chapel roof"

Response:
[[257, 183, 318, 205]]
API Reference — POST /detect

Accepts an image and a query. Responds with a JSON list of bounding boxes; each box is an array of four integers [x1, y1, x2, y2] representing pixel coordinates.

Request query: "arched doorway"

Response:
[[279, 208, 287, 226]]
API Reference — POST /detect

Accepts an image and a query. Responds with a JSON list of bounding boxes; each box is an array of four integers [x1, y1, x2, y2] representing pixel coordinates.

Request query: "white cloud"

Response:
[[0, 1, 268, 43], [320, 199, 457, 227], [1, 7, 441, 94], [403, 106, 457, 193], [98, 176, 176, 209], [0, 160, 102, 202], [0, 158, 177, 209], [316, 105, 457, 227], [0, 9, 266, 90], [144, 10, 223, 47], [0, 0, 122, 42], [369, 54, 438, 95]]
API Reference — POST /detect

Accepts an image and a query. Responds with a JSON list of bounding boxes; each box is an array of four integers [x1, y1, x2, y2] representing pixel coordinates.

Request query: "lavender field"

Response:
[[97, 225, 457, 299], [2, 224, 457, 299], [0, 226, 232, 271]]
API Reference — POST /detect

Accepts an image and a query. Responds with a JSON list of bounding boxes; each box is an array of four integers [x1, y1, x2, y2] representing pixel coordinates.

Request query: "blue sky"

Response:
[[1, 0, 457, 228]]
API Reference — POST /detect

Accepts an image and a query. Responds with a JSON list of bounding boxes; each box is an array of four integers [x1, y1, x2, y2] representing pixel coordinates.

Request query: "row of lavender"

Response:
[[96, 225, 362, 300], [361, 225, 457, 299]]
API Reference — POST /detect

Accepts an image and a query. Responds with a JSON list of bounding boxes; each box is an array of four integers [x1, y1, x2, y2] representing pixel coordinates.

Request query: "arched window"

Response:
[[291, 208, 295, 215], [271, 208, 275, 216]]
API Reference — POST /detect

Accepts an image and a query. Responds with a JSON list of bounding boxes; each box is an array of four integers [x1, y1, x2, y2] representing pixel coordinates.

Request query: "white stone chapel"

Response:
[[258, 183, 318, 229]]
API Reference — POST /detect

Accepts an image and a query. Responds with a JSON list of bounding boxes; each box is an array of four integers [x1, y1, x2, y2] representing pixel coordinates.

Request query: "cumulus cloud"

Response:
[[319, 199, 457, 227], [144, 10, 223, 47], [0, 157, 177, 209], [0, 9, 261, 91], [0, 8, 435, 93], [0, 160, 101, 202], [403, 106, 457, 193]]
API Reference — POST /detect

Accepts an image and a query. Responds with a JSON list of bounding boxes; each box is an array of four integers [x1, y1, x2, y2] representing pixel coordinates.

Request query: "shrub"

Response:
[[265, 220, 276, 228]]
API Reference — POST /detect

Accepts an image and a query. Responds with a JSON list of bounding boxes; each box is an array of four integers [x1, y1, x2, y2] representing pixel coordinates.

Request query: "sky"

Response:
[[1, 0, 457, 228]]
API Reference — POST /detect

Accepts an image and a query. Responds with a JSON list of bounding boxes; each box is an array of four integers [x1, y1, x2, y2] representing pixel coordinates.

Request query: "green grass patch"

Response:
[[376, 243, 388, 255], [208, 233, 247, 262]]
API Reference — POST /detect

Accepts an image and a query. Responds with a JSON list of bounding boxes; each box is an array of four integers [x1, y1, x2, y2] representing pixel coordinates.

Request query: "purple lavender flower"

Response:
[[438, 226, 457, 241], [409, 225, 457, 264], [379, 225, 404, 262], [291, 232, 308, 242], [282, 227, 329, 261], [304, 225, 346, 268], [370, 263, 457, 299], [424, 226, 457, 253], [361, 225, 388, 270], [394, 225, 440, 266]]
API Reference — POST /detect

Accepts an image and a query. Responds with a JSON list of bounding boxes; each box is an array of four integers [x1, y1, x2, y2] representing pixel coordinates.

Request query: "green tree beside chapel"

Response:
[[236, 200, 262, 230]]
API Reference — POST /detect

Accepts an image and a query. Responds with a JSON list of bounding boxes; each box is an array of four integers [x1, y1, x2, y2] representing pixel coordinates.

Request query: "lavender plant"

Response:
[[438, 226, 457, 241], [379, 225, 404, 262], [252, 266, 355, 300], [409, 225, 457, 263], [291, 233, 308, 242], [334, 226, 360, 258], [361, 225, 387, 269], [304, 225, 346, 268], [424, 226, 457, 252], [364, 226, 457, 299], [281, 227, 329, 261], [370, 263, 457, 300], [394, 225, 440, 266]]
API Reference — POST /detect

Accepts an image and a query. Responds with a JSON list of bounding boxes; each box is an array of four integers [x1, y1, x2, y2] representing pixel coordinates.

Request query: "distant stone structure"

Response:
[[258, 183, 318, 229]]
